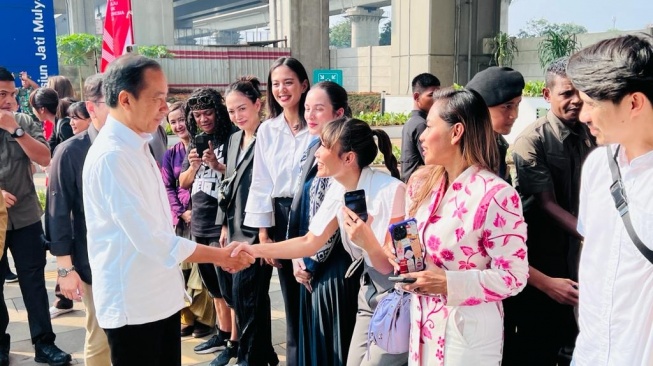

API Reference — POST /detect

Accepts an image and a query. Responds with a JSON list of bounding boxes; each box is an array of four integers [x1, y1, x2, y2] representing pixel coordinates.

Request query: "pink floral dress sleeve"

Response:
[[444, 176, 529, 305]]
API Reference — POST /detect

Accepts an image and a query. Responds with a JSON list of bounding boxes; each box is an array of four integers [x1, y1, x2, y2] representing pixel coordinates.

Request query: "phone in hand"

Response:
[[195, 135, 209, 157], [344, 189, 368, 222], [388, 276, 417, 283], [389, 218, 424, 274]]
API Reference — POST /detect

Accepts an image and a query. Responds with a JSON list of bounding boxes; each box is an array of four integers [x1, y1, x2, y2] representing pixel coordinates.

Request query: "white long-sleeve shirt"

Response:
[[243, 114, 312, 228], [574, 145, 653, 366], [83, 116, 197, 329]]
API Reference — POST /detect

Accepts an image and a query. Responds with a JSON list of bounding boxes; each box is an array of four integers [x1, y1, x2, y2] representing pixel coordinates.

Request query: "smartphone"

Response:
[[344, 189, 368, 222], [388, 276, 417, 283], [389, 218, 424, 274], [195, 135, 209, 157]]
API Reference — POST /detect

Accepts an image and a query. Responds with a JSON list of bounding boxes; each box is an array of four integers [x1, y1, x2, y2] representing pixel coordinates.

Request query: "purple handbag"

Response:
[[367, 289, 411, 354]]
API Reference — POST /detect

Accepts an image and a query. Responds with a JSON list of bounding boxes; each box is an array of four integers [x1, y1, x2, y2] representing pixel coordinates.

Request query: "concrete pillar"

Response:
[[54, 0, 96, 35], [345, 7, 384, 48], [131, 0, 175, 45], [275, 0, 329, 77], [390, 0, 501, 95]]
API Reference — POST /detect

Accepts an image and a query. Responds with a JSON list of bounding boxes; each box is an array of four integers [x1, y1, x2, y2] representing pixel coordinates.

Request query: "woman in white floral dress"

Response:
[[400, 88, 529, 365]]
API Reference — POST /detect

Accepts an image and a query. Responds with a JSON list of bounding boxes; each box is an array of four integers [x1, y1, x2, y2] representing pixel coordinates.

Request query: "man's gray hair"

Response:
[[567, 33, 653, 104], [545, 57, 569, 88]]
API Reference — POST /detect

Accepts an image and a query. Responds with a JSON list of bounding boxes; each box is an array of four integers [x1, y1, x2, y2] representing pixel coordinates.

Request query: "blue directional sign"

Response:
[[0, 0, 59, 87], [313, 69, 343, 86]]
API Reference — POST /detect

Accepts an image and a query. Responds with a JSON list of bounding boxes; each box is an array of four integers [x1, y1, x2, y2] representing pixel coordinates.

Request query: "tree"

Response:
[[379, 21, 391, 46], [538, 29, 580, 68], [329, 19, 351, 48], [489, 31, 518, 67], [137, 45, 175, 59], [56, 33, 102, 97], [517, 18, 587, 38]]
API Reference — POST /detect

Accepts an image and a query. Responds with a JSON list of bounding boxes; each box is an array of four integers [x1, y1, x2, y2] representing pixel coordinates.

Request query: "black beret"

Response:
[[466, 66, 525, 107]]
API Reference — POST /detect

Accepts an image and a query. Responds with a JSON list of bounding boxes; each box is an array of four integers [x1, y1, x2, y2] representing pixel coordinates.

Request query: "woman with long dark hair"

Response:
[[243, 57, 313, 366], [234, 117, 409, 366], [210, 76, 279, 366]]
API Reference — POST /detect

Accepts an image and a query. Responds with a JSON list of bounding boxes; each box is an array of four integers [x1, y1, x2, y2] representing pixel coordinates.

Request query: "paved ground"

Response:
[[10, 166, 289, 365], [4, 255, 288, 366]]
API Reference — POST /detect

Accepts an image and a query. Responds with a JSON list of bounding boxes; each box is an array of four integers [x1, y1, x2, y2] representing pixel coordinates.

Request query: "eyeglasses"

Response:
[[187, 95, 214, 108]]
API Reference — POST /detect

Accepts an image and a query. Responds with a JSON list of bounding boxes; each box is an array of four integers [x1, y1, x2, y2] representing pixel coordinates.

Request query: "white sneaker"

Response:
[[49, 306, 74, 319]]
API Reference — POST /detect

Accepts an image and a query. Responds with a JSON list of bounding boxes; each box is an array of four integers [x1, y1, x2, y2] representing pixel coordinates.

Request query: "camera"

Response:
[[392, 225, 407, 241]]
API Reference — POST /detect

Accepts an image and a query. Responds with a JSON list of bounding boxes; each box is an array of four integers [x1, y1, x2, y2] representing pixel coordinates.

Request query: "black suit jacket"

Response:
[[216, 130, 259, 244], [287, 139, 320, 239]]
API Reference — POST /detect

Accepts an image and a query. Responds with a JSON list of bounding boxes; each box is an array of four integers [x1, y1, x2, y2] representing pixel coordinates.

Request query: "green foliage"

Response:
[[137, 45, 175, 59], [452, 83, 464, 90], [379, 21, 391, 46], [517, 18, 588, 38], [37, 189, 46, 211], [373, 144, 401, 165], [348, 93, 380, 115], [329, 19, 351, 48], [489, 31, 518, 67], [538, 30, 580, 69], [356, 112, 410, 126], [56, 33, 101, 66], [164, 122, 173, 135], [522, 80, 546, 97]]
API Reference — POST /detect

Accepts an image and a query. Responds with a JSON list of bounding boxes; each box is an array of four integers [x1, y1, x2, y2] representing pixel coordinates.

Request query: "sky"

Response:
[[330, 1, 652, 35], [508, 0, 653, 35]]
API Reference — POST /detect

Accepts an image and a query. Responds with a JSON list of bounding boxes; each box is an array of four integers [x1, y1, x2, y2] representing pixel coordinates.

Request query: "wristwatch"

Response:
[[57, 266, 76, 277], [10, 127, 25, 138]]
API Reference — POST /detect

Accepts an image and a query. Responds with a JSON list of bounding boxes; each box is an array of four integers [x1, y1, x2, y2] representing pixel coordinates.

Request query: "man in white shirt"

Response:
[[82, 54, 254, 365], [567, 34, 653, 366]]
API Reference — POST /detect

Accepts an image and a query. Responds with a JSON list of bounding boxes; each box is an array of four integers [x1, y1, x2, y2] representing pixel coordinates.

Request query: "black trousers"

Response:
[[503, 285, 578, 366], [195, 236, 223, 298], [233, 258, 277, 365], [272, 197, 299, 366], [104, 311, 181, 366], [0, 222, 54, 344]]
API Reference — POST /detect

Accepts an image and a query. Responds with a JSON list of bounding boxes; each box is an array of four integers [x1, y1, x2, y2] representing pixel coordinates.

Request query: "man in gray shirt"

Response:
[[0, 66, 71, 365]]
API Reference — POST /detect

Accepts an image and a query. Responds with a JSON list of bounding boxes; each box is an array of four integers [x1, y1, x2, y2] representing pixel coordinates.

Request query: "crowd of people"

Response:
[[0, 32, 651, 366]]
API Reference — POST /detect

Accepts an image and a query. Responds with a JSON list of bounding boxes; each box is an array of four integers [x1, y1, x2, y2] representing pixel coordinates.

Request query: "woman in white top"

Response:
[[234, 117, 409, 366], [243, 57, 313, 366]]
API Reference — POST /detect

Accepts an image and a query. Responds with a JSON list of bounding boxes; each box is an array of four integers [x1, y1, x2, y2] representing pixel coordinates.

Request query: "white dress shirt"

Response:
[[574, 145, 653, 365], [244, 114, 312, 228], [83, 116, 197, 329], [310, 167, 406, 266]]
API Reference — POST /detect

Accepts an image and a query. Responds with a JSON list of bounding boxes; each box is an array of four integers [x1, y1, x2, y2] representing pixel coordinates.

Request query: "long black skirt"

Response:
[[298, 241, 361, 366]]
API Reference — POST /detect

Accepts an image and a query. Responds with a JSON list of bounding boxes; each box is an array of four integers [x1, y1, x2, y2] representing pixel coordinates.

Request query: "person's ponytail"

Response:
[[373, 129, 399, 179]]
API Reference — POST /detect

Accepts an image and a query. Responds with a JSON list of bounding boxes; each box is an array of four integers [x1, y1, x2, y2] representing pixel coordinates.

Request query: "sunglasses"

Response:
[[187, 95, 214, 108]]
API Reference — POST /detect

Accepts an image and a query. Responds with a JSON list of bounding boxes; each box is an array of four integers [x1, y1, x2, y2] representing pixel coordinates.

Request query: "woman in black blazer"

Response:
[[214, 76, 278, 366]]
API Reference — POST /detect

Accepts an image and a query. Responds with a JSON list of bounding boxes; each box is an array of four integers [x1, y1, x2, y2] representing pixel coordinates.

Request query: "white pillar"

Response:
[[275, 0, 329, 74], [345, 7, 384, 48], [131, 0, 174, 45]]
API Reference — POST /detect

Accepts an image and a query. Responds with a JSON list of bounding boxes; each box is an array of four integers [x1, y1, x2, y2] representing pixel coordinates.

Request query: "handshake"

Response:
[[216, 241, 263, 273]]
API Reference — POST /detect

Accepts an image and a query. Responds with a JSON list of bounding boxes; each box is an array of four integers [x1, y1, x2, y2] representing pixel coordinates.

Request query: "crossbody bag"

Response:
[[606, 145, 653, 264]]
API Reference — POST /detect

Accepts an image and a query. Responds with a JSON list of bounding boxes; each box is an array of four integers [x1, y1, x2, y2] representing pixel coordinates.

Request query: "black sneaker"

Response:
[[34, 342, 71, 366], [210, 341, 238, 366], [193, 334, 227, 354], [5, 271, 17, 284]]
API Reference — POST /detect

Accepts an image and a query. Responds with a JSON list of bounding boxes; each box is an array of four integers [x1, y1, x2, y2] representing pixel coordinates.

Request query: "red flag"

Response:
[[101, 0, 134, 72]]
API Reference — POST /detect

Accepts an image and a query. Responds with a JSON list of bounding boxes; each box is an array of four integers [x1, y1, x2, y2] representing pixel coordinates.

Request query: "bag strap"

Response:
[[606, 145, 653, 264]]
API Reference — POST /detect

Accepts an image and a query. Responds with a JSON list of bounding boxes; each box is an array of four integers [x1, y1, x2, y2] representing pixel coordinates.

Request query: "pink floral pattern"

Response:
[[406, 167, 528, 365]]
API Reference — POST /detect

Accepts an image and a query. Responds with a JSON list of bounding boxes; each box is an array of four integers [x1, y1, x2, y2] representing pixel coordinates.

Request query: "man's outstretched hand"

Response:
[[219, 249, 255, 273]]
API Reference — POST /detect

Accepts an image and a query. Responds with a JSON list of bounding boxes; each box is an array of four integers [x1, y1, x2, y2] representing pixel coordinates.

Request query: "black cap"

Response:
[[466, 67, 525, 107]]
